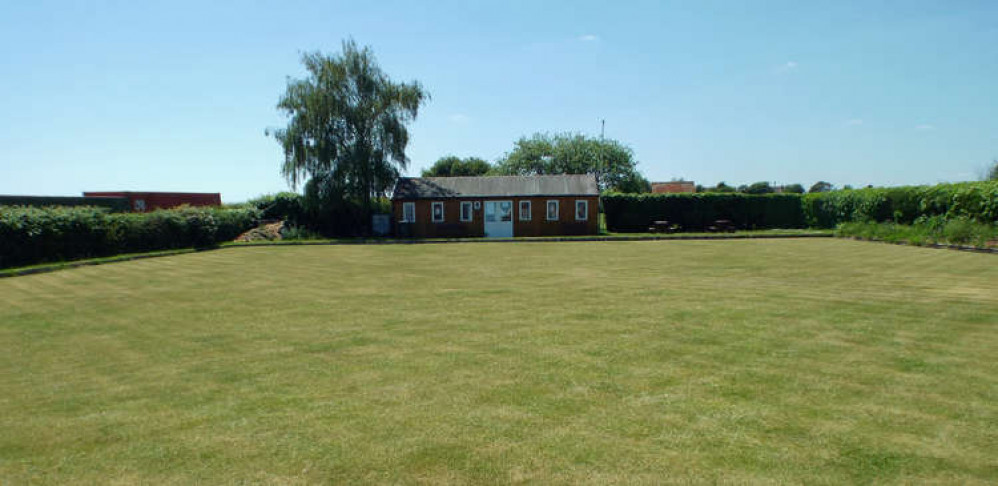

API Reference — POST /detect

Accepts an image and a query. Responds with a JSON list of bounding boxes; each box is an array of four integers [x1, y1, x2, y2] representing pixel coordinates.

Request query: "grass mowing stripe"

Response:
[[1, 239, 996, 483]]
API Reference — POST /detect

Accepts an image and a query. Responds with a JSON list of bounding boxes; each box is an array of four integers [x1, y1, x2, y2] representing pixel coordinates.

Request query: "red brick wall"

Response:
[[651, 182, 695, 194], [392, 196, 599, 238], [83, 192, 221, 212]]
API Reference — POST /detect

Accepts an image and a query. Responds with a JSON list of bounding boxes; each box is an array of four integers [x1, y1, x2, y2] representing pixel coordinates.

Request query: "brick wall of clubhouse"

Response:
[[392, 196, 599, 238]]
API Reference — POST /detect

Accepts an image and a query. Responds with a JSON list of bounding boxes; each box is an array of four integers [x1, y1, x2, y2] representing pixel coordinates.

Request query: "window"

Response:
[[432, 201, 444, 223], [519, 200, 531, 221], [575, 200, 589, 221], [133, 199, 146, 212], [485, 202, 496, 222], [460, 201, 473, 222], [401, 202, 415, 222], [499, 201, 512, 222], [546, 200, 559, 221]]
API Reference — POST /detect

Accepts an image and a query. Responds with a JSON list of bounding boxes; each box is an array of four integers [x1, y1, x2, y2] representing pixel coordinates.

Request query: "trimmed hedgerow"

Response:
[[0, 205, 258, 269], [803, 181, 998, 228], [0, 195, 131, 212], [606, 181, 998, 232], [602, 193, 806, 232]]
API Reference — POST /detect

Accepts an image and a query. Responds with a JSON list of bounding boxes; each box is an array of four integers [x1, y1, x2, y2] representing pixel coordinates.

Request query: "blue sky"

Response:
[[1, 0, 996, 202]]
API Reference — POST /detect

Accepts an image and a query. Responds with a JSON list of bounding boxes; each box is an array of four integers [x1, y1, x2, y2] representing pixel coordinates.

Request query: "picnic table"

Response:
[[707, 219, 736, 233], [648, 220, 679, 233]]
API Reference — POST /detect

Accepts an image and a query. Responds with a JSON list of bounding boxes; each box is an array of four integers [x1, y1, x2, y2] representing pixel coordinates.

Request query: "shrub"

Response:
[[836, 217, 997, 248], [246, 189, 391, 237], [942, 217, 975, 244], [281, 225, 323, 240], [0, 205, 259, 269], [603, 193, 805, 232], [804, 181, 998, 228], [247, 192, 306, 223], [0, 195, 130, 212]]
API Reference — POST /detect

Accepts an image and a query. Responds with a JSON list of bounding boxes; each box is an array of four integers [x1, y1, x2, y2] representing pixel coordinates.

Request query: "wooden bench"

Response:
[[706, 219, 736, 233], [648, 220, 679, 233]]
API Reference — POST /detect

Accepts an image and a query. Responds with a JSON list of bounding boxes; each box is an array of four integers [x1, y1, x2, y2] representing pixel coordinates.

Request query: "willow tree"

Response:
[[422, 156, 493, 177], [270, 40, 428, 233]]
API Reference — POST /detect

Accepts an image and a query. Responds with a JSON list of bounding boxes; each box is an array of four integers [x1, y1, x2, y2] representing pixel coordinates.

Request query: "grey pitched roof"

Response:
[[392, 175, 599, 199]]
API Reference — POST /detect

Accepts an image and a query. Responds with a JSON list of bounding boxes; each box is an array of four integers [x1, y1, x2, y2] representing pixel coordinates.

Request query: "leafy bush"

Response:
[[0, 195, 130, 212], [804, 181, 998, 228], [246, 186, 391, 237], [603, 193, 805, 232], [942, 217, 975, 244], [247, 192, 306, 223], [281, 225, 323, 240], [0, 205, 259, 269], [836, 218, 997, 248]]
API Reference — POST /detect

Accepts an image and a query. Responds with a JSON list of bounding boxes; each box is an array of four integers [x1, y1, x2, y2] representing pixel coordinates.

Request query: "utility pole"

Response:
[[599, 119, 605, 189]]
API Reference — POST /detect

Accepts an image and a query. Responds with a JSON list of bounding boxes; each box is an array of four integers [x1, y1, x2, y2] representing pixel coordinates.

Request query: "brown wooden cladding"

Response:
[[392, 196, 599, 238]]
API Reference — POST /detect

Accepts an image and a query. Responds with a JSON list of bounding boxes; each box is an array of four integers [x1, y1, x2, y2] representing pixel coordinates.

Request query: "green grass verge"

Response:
[[836, 219, 998, 249], [603, 228, 831, 238], [224, 228, 833, 246], [0, 248, 203, 278], [2, 240, 996, 483], [0, 229, 831, 277]]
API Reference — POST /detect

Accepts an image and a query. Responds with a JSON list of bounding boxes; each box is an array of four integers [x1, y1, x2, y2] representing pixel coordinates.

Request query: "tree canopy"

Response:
[[987, 160, 998, 181], [493, 133, 647, 192], [741, 181, 775, 194], [269, 40, 428, 229], [782, 183, 806, 194], [700, 181, 737, 193], [422, 156, 492, 177], [809, 181, 834, 193]]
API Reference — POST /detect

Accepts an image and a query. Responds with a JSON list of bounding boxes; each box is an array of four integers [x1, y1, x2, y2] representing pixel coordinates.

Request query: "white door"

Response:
[[484, 200, 513, 238]]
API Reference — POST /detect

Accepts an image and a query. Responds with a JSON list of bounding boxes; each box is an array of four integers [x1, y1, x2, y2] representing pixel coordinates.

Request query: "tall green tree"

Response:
[[702, 181, 736, 193], [742, 181, 775, 194], [782, 183, 806, 194], [494, 133, 646, 192], [422, 156, 492, 177], [809, 181, 834, 193], [269, 40, 428, 232], [614, 171, 652, 193], [986, 159, 998, 181]]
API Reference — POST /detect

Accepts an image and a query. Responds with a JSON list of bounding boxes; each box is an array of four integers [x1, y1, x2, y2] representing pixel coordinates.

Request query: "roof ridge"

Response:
[[393, 174, 598, 199]]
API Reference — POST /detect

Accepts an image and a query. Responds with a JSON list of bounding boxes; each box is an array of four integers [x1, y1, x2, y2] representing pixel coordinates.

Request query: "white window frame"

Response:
[[460, 201, 473, 222], [575, 200, 589, 221], [431, 201, 445, 223], [401, 202, 415, 223], [519, 200, 531, 221], [546, 200, 559, 221]]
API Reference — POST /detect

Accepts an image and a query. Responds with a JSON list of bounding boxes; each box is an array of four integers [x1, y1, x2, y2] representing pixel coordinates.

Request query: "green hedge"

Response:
[[247, 192, 306, 223], [603, 193, 806, 232], [0, 206, 259, 269], [246, 191, 392, 237], [803, 181, 998, 228], [0, 195, 130, 212]]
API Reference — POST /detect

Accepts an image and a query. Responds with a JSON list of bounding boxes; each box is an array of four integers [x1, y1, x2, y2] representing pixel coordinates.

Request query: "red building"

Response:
[[391, 175, 599, 238], [651, 181, 696, 194], [83, 191, 221, 212]]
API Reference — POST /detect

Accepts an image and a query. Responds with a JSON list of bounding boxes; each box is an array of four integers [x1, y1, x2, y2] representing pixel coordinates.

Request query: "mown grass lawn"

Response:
[[1, 239, 996, 484]]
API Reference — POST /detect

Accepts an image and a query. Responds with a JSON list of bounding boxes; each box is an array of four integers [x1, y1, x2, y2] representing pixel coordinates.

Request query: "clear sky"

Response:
[[1, 0, 996, 202]]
